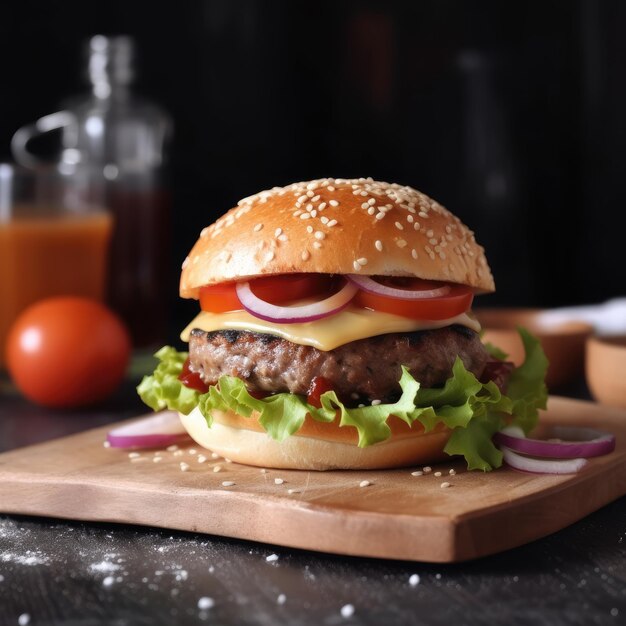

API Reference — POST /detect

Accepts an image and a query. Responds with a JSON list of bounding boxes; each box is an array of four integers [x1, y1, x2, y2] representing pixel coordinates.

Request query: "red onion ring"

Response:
[[107, 411, 190, 449], [494, 425, 616, 459], [236, 279, 358, 323], [346, 274, 451, 299], [500, 446, 588, 474]]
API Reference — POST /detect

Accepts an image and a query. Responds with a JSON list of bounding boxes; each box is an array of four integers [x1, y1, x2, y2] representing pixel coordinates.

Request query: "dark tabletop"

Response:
[[0, 371, 624, 626]]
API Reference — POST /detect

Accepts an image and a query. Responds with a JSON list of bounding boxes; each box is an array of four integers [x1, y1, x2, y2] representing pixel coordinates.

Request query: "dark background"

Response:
[[2, 0, 625, 343]]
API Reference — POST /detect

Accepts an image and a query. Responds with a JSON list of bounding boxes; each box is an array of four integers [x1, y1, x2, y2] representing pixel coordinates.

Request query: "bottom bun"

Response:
[[178, 407, 452, 471]]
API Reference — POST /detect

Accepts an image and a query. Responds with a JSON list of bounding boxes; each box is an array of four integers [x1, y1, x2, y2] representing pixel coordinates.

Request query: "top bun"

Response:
[[180, 178, 495, 298]]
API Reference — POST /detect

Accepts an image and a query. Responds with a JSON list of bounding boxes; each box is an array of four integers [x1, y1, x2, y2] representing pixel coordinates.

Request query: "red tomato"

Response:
[[353, 283, 474, 320], [200, 274, 334, 313], [5, 297, 131, 408]]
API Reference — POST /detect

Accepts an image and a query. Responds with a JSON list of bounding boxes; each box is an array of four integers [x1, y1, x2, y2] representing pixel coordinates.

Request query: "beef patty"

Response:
[[188, 325, 488, 404]]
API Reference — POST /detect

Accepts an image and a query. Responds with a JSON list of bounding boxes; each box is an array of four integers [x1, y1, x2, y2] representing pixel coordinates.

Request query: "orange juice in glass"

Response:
[[0, 164, 112, 367]]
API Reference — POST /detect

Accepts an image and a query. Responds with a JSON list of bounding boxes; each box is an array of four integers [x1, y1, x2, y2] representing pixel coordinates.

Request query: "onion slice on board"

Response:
[[494, 425, 616, 459], [346, 275, 451, 299], [107, 411, 190, 449], [500, 446, 588, 475], [236, 279, 358, 323]]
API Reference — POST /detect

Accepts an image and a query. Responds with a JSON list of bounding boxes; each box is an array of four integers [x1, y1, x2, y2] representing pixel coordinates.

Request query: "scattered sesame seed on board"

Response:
[[213, 466, 222, 473], [359, 480, 371, 488], [221, 481, 235, 487], [179, 462, 190, 472], [274, 478, 285, 485], [411, 471, 423, 477], [441, 482, 451, 489], [449, 469, 457, 475], [434, 471, 442, 477]]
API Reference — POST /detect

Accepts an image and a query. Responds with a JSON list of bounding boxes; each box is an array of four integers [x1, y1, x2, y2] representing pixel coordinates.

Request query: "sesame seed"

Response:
[[311, 194, 320, 202], [419, 211, 429, 218], [274, 478, 285, 485], [221, 481, 235, 487], [278, 234, 288, 242], [315, 231, 325, 240], [407, 215, 414, 223], [411, 471, 423, 476], [423, 466, 432, 473], [103, 440, 111, 448], [396, 239, 407, 248], [313, 241, 323, 249], [371, 399, 381, 405], [361, 202, 370, 209], [306, 203, 313, 211], [266, 553, 279, 562], [167, 445, 179, 452], [441, 482, 451, 489], [267, 251, 275, 261], [375, 240, 383, 251], [300, 213, 311, 220], [188, 449, 197, 455], [153, 457, 163, 463], [297, 194, 307, 203], [321, 216, 329, 224], [449, 469, 456, 475], [197, 455, 207, 463], [434, 471, 442, 477], [360, 191, 368, 196], [287, 489, 301, 495], [180, 462, 190, 472], [275, 228, 282, 237], [211, 452, 220, 459], [414, 222, 420, 230], [359, 480, 371, 488], [411, 249, 418, 259], [319, 202, 327, 210], [213, 465, 222, 473], [293, 210, 302, 217], [307, 225, 314, 234], [310, 210, 317, 217], [254, 223, 263, 232], [260, 468, 268, 473], [409, 574, 421, 586], [277, 594, 287, 605], [353, 261, 361, 271], [327, 219, 338, 227], [395, 222, 404, 230], [306, 190, 314, 198], [329, 200, 339, 207], [128, 452, 141, 458], [357, 257, 368, 265], [376, 212, 385, 220], [368, 198, 376, 205], [302, 250, 310, 261], [328, 186, 335, 191], [341, 605, 355, 618]]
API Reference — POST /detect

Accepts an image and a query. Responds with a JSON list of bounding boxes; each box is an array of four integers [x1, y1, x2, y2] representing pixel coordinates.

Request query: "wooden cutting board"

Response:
[[1, 396, 625, 563]]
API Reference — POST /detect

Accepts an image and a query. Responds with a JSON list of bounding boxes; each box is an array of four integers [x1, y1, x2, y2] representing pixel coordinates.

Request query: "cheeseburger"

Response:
[[139, 178, 547, 470]]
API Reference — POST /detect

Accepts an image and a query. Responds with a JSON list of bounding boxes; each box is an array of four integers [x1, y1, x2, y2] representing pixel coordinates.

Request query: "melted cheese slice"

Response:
[[180, 306, 480, 351]]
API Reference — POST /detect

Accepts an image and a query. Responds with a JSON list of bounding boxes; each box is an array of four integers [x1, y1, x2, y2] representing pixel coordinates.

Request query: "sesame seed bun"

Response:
[[180, 177, 495, 298], [179, 408, 452, 471]]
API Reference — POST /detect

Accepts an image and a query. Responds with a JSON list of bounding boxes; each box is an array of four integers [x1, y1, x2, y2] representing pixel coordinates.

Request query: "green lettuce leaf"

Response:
[[137, 328, 548, 471]]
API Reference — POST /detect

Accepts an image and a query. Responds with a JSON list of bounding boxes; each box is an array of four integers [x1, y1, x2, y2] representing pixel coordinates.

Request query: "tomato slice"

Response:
[[200, 274, 335, 313], [353, 282, 473, 320]]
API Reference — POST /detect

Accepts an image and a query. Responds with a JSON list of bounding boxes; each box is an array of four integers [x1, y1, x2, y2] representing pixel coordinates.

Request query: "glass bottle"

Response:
[[12, 35, 173, 349]]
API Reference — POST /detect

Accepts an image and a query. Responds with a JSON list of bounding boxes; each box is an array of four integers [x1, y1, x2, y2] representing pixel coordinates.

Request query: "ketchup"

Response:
[[307, 376, 334, 407], [178, 358, 209, 393]]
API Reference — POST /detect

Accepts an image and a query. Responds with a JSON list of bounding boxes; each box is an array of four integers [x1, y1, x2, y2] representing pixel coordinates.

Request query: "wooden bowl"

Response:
[[475, 308, 593, 391], [586, 335, 626, 408]]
